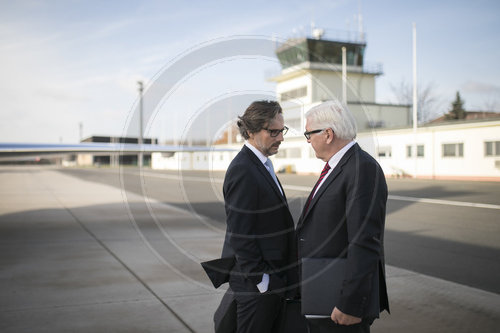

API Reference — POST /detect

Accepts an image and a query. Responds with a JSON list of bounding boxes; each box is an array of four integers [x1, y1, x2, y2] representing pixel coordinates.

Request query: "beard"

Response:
[[253, 138, 281, 157], [264, 142, 281, 156]]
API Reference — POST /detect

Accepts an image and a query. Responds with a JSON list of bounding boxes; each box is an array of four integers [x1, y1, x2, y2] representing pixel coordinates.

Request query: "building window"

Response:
[[407, 145, 425, 158], [442, 143, 464, 157], [276, 148, 302, 159], [280, 86, 307, 102], [485, 141, 500, 156], [276, 149, 286, 159], [367, 120, 385, 128], [417, 145, 425, 157], [377, 146, 392, 158], [287, 148, 301, 158], [286, 119, 301, 133]]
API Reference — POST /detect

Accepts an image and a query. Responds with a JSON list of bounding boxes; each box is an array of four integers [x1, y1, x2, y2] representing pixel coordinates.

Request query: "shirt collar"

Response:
[[327, 140, 355, 170], [245, 142, 268, 165]]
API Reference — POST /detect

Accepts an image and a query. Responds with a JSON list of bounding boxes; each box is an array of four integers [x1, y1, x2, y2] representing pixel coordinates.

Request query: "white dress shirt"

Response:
[[312, 140, 356, 198], [244, 142, 271, 293]]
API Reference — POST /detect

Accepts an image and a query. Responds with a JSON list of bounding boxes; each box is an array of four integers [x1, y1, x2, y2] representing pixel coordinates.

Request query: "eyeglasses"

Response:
[[263, 126, 288, 137], [303, 129, 326, 140]]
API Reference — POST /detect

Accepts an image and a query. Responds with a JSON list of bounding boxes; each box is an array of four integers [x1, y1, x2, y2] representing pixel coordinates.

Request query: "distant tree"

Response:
[[482, 92, 500, 112], [445, 91, 467, 120], [390, 80, 441, 123]]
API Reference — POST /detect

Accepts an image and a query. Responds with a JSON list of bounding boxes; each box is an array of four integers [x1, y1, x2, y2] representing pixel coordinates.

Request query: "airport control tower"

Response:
[[269, 30, 411, 135]]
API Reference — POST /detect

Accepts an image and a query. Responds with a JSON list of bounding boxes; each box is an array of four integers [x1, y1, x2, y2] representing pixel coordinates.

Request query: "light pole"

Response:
[[137, 81, 144, 168], [342, 46, 347, 105], [412, 23, 418, 179], [79, 122, 83, 142]]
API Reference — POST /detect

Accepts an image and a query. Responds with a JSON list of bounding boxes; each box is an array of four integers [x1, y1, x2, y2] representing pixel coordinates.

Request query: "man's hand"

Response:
[[331, 307, 362, 325]]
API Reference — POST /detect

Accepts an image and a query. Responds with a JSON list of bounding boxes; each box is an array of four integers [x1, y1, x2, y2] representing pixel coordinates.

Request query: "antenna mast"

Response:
[[358, 0, 364, 41]]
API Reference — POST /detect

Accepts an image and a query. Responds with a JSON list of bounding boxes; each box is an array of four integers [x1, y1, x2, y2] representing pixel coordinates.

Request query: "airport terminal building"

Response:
[[152, 34, 500, 181], [74, 136, 158, 167]]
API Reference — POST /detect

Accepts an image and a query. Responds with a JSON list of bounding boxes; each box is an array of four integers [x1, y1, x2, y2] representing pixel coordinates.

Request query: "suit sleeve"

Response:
[[224, 164, 270, 285], [339, 157, 387, 317]]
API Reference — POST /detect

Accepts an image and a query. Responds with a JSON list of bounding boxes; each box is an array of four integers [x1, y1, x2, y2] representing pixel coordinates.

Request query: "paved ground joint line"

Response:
[[65, 206, 196, 333], [40, 174, 196, 333], [1, 298, 156, 314]]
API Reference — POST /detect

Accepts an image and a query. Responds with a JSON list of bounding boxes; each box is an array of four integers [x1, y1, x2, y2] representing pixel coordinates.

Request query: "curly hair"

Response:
[[237, 100, 282, 140]]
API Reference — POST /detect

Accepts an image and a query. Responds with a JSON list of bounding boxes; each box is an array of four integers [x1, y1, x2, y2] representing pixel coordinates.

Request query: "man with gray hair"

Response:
[[297, 100, 389, 332]]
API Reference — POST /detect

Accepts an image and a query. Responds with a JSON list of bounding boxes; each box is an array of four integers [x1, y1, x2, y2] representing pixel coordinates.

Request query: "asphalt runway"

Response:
[[58, 167, 500, 294], [1, 166, 499, 332]]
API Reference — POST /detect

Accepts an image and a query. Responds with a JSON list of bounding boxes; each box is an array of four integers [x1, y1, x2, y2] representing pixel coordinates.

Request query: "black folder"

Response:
[[201, 257, 235, 289], [301, 257, 379, 318]]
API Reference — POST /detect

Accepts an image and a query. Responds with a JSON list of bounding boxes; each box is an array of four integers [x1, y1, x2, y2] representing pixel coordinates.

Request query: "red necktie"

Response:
[[304, 162, 331, 214]]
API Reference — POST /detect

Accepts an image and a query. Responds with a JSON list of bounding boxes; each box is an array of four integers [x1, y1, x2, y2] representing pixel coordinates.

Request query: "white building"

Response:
[[153, 117, 500, 181], [152, 35, 500, 181], [356, 119, 500, 181]]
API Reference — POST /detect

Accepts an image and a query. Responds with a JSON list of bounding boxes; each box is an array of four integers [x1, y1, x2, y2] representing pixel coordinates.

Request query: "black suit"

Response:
[[297, 143, 389, 332], [217, 145, 297, 332]]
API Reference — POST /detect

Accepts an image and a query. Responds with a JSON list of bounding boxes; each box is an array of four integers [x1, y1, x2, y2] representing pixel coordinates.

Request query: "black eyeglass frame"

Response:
[[263, 126, 289, 137], [303, 128, 326, 140]]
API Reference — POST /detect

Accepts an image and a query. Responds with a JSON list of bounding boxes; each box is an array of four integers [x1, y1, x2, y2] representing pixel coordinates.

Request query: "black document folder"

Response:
[[201, 257, 235, 289], [301, 257, 346, 317], [301, 257, 379, 318]]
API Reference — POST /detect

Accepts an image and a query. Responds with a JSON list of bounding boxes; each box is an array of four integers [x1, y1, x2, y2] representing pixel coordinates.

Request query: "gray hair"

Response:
[[305, 100, 357, 140]]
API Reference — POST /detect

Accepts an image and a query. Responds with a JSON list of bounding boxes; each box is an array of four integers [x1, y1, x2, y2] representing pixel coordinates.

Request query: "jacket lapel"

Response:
[[242, 146, 288, 205], [276, 177, 287, 202], [297, 144, 358, 230]]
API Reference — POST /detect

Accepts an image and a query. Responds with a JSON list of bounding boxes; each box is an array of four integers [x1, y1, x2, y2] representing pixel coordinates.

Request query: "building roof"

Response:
[[81, 135, 158, 144], [427, 111, 500, 125]]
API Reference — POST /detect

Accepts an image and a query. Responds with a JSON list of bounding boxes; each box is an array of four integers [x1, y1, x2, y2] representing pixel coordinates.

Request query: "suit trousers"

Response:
[[214, 288, 237, 333], [234, 291, 282, 333], [230, 276, 283, 333], [307, 318, 370, 333]]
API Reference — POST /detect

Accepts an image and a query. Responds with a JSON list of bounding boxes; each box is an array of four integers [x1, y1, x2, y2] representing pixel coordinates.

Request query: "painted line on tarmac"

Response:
[[284, 185, 500, 210], [283, 185, 500, 210], [387, 194, 500, 210], [284, 184, 500, 210], [140, 172, 500, 210]]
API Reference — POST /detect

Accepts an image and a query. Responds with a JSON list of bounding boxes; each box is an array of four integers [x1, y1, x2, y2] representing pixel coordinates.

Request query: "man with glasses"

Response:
[[210, 100, 297, 333], [297, 100, 389, 332]]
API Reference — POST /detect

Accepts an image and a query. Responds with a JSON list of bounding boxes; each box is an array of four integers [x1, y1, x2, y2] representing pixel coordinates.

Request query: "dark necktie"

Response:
[[304, 162, 331, 213]]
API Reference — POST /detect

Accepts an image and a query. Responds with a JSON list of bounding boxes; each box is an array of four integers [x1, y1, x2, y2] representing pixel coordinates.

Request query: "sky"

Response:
[[1, 0, 499, 143]]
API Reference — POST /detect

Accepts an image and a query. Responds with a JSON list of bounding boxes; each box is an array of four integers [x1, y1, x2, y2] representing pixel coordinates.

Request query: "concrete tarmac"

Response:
[[1, 166, 499, 332], [60, 167, 500, 294]]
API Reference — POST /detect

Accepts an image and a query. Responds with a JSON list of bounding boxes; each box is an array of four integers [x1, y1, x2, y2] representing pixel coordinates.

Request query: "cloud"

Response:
[[461, 81, 500, 94]]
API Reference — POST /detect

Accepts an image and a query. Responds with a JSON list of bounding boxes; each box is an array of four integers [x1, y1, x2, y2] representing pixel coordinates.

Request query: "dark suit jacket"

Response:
[[297, 143, 390, 318], [214, 145, 297, 295]]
